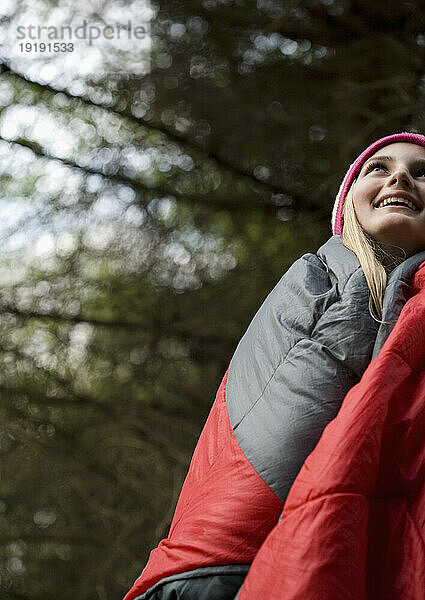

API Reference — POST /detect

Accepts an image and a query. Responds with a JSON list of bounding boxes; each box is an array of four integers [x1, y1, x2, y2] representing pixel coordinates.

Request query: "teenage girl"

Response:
[[237, 132, 425, 600], [124, 132, 425, 600]]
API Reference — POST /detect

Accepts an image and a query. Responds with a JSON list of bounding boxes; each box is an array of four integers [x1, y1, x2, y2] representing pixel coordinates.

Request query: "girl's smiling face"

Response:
[[351, 142, 425, 256]]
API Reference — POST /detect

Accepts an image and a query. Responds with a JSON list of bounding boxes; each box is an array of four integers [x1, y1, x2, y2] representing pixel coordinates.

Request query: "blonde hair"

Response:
[[341, 180, 400, 322]]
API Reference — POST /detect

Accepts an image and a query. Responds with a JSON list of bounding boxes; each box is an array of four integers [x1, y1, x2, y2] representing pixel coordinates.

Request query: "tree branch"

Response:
[[0, 136, 289, 213], [0, 60, 291, 198]]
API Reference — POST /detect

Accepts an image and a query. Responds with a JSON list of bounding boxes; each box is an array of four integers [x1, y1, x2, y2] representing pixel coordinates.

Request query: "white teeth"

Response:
[[377, 197, 418, 210]]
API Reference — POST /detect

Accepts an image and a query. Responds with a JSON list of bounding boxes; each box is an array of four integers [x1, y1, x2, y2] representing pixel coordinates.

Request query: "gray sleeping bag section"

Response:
[[226, 235, 425, 503], [138, 570, 247, 600], [371, 245, 425, 359], [152, 577, 243, 600]]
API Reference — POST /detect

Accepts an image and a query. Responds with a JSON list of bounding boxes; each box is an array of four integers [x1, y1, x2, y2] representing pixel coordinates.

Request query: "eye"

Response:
[[365, 161, 387, 174], [364, 162, 425, 177]]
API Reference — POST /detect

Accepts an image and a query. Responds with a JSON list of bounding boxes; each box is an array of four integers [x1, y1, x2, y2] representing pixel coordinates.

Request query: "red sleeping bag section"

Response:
[[239, 262, 425, 599]]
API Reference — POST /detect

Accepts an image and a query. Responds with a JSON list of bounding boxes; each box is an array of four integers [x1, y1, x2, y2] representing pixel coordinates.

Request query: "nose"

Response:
[[387, 166, 414, 189]]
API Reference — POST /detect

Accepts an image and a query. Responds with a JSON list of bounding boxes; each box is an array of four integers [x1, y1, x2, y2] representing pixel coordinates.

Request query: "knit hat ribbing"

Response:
[[332, 132, 425, 235]]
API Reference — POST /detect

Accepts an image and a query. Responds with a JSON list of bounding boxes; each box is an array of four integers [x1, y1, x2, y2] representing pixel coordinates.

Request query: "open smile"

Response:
[[376, 204, 416, 212], [374, 196, 420, 211]]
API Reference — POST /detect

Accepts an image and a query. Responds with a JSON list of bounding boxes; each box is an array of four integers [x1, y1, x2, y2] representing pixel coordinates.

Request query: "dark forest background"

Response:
[[0, 1, 425, 598]]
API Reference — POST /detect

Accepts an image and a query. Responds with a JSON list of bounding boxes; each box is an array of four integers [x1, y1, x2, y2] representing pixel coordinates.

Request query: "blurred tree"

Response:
[[0, 0, 425, 598]]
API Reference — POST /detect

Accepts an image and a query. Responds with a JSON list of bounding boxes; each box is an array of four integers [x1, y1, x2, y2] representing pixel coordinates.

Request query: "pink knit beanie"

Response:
[[332, 132, 425, 235]]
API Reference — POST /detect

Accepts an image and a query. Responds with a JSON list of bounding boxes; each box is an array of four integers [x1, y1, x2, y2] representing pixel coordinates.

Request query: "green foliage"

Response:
[[0, 0, 424, 598]]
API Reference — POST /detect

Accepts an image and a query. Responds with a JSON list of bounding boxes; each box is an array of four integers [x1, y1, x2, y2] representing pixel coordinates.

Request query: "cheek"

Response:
[[352, 202, 371, 232], [351, 183, 379, 233], [353, 178, 378, 201], [353, 180, 379, 211]]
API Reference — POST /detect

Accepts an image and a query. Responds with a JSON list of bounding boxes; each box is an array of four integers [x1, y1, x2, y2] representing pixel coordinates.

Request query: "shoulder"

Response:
[[280, 235, 361, 291], [316, 235, 364, 295], [231, 250, 338, 362], [268, 249, 335, 307]]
